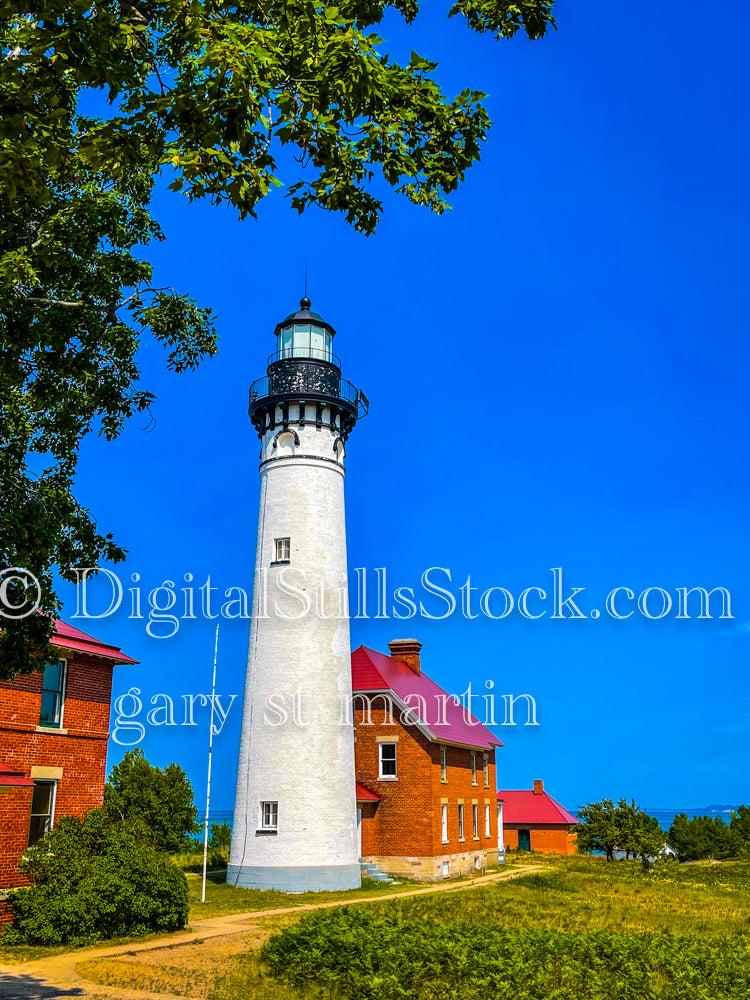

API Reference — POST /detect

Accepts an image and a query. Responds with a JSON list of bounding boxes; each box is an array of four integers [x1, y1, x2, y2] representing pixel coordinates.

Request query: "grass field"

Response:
[[71, 855, 750, 999], [187, 870, 433, 920]]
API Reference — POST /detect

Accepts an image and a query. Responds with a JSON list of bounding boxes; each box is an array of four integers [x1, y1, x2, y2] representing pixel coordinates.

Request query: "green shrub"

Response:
[[3, 809, 189, 946], [262, 907, 750, 1000]]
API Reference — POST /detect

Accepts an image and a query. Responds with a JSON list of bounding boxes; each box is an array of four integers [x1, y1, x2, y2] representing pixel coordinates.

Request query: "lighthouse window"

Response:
[[379, 742, 397, 779], [274, 537, 291, 563], [310, 324, 325, 359], [292, 322, 311, 356], [280, 326, 293, 358], [260, 801, 278, 830]]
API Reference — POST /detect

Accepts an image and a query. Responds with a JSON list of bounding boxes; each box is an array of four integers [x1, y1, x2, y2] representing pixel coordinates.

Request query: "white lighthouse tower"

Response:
[[228, 297, 368, 892]]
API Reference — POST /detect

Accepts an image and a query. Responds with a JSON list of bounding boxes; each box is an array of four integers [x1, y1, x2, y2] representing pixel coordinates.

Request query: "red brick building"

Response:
[[0, 619, 136, 896], [498, 779, 578, 855], [352, 639, 502, 880]]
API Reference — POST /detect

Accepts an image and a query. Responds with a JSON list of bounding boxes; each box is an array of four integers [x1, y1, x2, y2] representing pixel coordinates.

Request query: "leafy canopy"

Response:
[[0, 2, 555, 677], [667, 811, 742, 862], [576, 798, 666, 867], [103, 748, 199, 852]]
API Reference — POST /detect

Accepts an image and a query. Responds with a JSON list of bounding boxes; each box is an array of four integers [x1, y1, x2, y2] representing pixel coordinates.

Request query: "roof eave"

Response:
[[353, 687, 501, 750]]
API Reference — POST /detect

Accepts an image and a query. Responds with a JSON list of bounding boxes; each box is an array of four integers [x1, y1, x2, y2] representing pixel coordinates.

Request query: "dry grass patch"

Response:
[[76, 914, 302, 998]]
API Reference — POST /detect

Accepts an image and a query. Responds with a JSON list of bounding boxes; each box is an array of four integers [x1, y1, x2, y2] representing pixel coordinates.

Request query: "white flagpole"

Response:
[[201, 623, 220, 904]]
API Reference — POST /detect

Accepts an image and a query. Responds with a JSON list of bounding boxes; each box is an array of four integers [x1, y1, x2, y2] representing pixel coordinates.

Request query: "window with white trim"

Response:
[[39, 660, 67, 729], [471, 753, 477, 785], [379, 742, 397, 779], [472, 803, 479, 839], [28, 779, 57, 846], [440, 746, 447, 782], [274, 537, 291, 563], [485, 803, 491, 837], [458, 803, 465, 841], [483, 753, 490, 787], [260, 801, 278, 830], [441, 803, 448, 844]]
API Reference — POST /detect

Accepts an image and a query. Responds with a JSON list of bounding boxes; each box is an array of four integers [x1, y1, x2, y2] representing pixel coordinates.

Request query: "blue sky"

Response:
[[64, 2, 749, 814]]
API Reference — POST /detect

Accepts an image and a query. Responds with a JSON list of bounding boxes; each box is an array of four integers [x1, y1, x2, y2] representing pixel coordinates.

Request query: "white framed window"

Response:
[[260, 801, 278, 830], [440, 746, 447, 782], [441, 803, 448, 843], [28, 779, 57, 847], [483, 753, 490, 787], [379, 742, 397, 779], [458, 803, 465, 841], [485, 803, 491, 837], [471, 753, 477, 785], [472, 803, 479, 839], [442, 860, 450, 879], [39, 659, 67, 729], [274, 537, 291, 564]]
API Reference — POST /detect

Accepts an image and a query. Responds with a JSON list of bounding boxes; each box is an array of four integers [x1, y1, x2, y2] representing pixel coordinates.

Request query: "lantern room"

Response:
[[273, 296, 337, 365]]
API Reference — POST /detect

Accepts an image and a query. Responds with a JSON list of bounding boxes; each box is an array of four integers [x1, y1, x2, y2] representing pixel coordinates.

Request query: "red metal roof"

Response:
[[51, 618, 138, 665], [497, 789, 577, 826], [351, 646, 502, 751], [0, 766, 35, 788], [355, 781, 380, 802]]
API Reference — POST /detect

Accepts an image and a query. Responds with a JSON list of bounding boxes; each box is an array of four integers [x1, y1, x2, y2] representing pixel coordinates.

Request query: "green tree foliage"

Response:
[[576, 798, 665, 866], [0, 2, 555, 678], [103, 748, 199, 852], [208, 819, 232, 867], [2, 810, 189, 945], [668, 812, 742, 862], [575, 799, 620, 861], [730, 805, 750, 851]]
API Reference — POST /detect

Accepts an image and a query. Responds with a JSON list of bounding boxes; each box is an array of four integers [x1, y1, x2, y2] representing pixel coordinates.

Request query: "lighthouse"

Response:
[[228, 297, 368, 892]]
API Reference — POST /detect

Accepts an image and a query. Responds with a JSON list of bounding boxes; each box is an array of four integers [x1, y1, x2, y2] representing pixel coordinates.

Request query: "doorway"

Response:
[[518, 829, 531, 851]]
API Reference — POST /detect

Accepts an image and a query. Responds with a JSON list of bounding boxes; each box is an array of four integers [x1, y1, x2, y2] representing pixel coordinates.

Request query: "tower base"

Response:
[[226, 863, 361, 893]]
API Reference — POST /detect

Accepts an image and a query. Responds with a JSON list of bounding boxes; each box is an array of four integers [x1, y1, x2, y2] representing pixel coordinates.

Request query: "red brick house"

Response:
[[498, 779, 578, 855], [352, 639, 503, 880], [0, 618, 137, 896]]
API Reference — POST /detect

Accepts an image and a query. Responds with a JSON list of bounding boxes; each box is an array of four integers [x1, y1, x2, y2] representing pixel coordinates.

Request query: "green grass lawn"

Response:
[[186, 870, 439, 919], [208, 855, 750, 1000]]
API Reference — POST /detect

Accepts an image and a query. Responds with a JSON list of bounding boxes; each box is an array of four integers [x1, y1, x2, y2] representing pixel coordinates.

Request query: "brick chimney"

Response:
[[533, 779, 544, 795], [387, 638, 423, 675]]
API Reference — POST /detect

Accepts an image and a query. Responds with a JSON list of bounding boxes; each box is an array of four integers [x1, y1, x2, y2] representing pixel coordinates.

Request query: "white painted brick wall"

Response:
[[230, 409, 359, 874]]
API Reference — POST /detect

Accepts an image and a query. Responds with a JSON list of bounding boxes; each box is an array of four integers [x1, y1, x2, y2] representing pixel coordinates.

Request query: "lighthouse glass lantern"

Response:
[[275, 296, 334, 362]]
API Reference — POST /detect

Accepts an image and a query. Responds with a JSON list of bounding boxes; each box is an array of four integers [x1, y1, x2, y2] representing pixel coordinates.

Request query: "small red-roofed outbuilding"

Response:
[[498, 779, 578, 855]]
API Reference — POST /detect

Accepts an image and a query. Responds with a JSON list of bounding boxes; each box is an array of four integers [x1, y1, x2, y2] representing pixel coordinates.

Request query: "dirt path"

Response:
[[0, 864, 544, 1000]]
